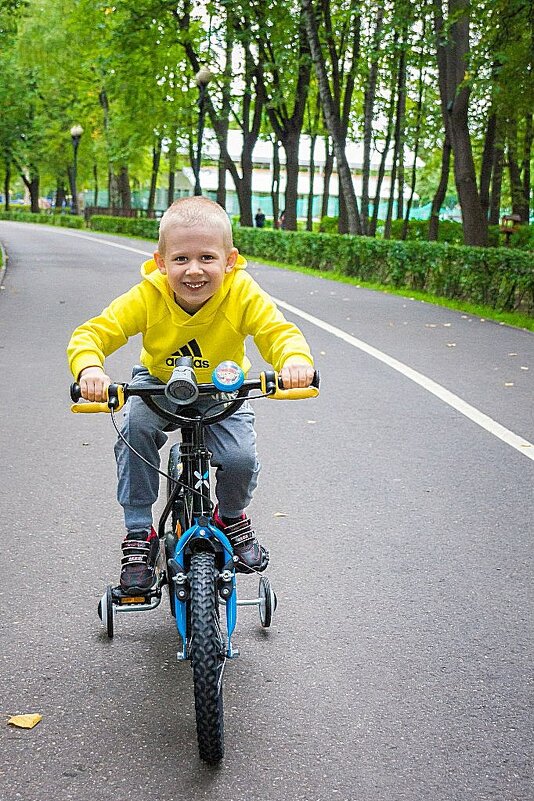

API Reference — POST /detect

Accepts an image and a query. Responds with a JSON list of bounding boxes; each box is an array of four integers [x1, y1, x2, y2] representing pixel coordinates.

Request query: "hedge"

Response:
[[88, 215, 160, 239], [1, 211, 532, 314], [233, 227, 534, 314], [320, 215, 534, 250], [0, 210, 85, 228]]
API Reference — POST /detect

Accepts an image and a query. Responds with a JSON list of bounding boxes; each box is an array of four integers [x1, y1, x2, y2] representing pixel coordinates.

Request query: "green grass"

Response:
[[244, 254, 534, 333]]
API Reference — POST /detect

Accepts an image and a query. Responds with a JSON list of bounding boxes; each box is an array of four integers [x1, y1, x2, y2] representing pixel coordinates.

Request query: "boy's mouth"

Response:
[[183, 281, 207, 290]]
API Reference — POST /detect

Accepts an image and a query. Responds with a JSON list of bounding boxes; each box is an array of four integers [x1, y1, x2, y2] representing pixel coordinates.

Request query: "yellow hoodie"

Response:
[[67, 255, 313, 383]]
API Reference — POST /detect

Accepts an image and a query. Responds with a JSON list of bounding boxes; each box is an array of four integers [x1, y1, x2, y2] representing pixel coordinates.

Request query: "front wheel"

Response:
[[189, 551, 225, 764]]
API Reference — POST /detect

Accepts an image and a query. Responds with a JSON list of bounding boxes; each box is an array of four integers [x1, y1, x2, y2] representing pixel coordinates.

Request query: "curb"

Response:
[[0, 240, 6, 290]]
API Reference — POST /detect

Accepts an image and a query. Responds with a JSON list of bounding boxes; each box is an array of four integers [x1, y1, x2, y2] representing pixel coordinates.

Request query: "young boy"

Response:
[[68, 196, 314, 595]]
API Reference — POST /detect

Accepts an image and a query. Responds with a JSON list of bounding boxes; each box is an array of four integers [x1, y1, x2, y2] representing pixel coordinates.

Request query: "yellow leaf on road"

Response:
[[274, 512, 288, 518], [8, 714, 42, 729]]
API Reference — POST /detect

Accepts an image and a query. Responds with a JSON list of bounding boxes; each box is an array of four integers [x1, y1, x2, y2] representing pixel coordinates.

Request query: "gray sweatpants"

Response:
[[114, 369, 260, 532]]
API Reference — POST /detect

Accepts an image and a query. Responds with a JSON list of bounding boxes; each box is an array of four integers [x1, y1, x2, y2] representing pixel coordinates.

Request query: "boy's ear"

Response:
[[225, 248, 239, 273], [154, 251, 166, 274]]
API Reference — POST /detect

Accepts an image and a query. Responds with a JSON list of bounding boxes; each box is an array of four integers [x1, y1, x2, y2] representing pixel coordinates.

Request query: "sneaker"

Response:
[[214, 509, 269, 574], [120, 527, 159, 594]]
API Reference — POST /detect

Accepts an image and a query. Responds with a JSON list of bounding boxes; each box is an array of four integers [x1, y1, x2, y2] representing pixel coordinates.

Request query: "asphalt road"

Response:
[[0, 220, 532, 801]]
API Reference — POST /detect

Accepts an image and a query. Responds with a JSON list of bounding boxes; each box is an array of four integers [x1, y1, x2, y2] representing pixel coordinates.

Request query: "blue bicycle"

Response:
[[71, 359, 319, 764]]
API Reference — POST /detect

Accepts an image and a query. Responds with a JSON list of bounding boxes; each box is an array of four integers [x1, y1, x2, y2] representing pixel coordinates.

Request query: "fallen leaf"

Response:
[[504, 382, 514, 387], [307, 420, 317, 424], [443, 323, 452, 327], [509, 353, 518, 357], [520, 366, 529, 371], [273, 512, 287, 518], [447, 343, 457, 347], [8, 714, 42, 729]]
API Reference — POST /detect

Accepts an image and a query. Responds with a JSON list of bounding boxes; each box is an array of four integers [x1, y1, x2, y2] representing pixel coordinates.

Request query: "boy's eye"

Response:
[[201, 254, 214, 261]]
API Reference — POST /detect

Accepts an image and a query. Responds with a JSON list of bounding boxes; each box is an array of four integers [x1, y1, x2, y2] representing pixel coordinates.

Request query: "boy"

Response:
[[68, 197, 314, 595]]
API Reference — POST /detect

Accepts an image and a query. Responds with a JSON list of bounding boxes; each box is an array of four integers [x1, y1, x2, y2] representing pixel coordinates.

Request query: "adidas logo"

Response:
[[166, 339, 209, 369]]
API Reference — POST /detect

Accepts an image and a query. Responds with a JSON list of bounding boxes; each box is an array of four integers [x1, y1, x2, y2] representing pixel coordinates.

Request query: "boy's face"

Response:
[[154, 223, 238, 314]]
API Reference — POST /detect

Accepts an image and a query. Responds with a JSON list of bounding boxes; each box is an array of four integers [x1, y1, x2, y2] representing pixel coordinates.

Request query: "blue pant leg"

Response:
[[204, 400, 261, 519]]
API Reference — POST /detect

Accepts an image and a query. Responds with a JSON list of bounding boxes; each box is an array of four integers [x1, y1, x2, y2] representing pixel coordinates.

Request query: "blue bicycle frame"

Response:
[[171, 519, 239, 660]]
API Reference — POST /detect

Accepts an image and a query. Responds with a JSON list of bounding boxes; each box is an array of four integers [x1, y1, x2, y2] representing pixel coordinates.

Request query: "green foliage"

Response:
[[88, 215, 159, 240], [0, 210, 85, 228], [233, 227, 534, 314]]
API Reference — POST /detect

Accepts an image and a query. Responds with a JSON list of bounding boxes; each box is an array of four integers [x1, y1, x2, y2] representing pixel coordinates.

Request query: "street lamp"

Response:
[[193, 68, 212, 196], [70, 124, 84, 214]]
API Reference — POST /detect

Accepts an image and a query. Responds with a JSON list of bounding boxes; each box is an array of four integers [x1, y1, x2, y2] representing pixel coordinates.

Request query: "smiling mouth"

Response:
[[183, 281, 207, 290]]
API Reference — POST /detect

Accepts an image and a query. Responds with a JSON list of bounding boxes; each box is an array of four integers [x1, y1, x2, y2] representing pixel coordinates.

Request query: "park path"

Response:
[[0, 220, 532, 801]]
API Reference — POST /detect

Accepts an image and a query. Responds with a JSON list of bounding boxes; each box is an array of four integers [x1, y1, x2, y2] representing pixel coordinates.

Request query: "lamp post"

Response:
[[70, 124, 84, 214], [193, 68, 212, 196]]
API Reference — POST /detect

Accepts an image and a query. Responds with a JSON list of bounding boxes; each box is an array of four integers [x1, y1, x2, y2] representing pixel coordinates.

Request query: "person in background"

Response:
[[255, 208, 266, 228]]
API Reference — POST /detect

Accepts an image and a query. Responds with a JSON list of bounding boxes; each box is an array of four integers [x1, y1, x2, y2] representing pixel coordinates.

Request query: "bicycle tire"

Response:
[[189, 551, 225, 764]]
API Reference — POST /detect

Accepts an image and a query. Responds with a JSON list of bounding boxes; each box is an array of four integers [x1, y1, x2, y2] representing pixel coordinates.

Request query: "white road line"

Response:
[[24, 225, 534, 461], [274, 298, 534, 462]]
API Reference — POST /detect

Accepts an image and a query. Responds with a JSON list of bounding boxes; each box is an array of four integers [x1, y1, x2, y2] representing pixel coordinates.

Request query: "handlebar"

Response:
[[70, 369, 320, 426]]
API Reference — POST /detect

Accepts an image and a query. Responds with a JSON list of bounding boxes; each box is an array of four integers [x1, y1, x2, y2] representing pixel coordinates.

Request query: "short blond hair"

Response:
[[158, 196, 234, 254]]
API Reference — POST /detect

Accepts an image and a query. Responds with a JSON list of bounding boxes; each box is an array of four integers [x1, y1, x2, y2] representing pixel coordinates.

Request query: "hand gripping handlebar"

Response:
[[70, 369, 320, 415]]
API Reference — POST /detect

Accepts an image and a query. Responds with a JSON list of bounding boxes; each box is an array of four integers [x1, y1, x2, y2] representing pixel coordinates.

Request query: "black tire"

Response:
[[97, 585, 114, 638], [258, 576, 277, 628], [189, 551, 225, 764]]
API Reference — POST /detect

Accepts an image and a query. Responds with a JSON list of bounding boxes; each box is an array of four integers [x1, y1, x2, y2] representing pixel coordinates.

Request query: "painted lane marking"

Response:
[[27, 225, 534, 461], [273, 298, 534, 463]]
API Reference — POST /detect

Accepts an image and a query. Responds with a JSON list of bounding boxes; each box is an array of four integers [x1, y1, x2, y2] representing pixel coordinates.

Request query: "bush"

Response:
[[88, 215, 159, 240], [233, 227, 534, 314], [0, 210, 85, 228]]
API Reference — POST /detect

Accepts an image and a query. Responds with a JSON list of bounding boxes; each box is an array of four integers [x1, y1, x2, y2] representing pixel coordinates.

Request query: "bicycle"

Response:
[[70, 358, 319, 764]]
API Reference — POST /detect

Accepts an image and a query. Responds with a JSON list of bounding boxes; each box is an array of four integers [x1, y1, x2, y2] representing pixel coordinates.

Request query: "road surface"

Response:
[[0, 221, 532, 801]]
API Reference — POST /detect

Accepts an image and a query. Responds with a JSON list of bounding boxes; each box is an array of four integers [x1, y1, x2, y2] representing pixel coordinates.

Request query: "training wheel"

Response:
[[97, 585, 115, 639], [258, 576, 277, 628]]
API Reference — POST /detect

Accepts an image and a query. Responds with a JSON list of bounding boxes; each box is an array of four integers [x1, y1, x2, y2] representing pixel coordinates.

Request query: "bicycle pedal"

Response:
[[111, 586, 158, 606]]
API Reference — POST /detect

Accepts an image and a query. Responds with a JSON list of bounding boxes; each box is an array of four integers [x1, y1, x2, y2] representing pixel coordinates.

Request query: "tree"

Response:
[[301, 0, 362, 234], [433, 0, 488, 246]]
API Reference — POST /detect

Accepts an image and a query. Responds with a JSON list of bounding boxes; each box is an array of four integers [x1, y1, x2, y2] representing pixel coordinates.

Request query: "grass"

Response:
[[244, 254, 534, 333]]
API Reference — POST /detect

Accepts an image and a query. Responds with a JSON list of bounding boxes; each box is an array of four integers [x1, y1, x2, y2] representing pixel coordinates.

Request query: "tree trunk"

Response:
[[168, 129, 177, 206], [321, 137, 333, 220], [55, 182, 67, 209], [402, 52, 425, 240], [301, 0, 361, 234], [522, 114, 532, 225], [4, 160, 10, 211], [271, 137, 281, 225], [109, 171, 120, 209], [489, 137, 504, 226], [118, 166, 131, 209], [442, 0, 488, 246], [93, 164, 99, 207], [370, 84, 396, 237], [396, 43, 407, 221], [479, 111, 497, 221], [307, 133, 317, 231], [148, 138, 162, 213], [508, 117, 530, 223], [385, 43, 405, 239], [429, 135, 451, 240], [361, 6, 385, 235]]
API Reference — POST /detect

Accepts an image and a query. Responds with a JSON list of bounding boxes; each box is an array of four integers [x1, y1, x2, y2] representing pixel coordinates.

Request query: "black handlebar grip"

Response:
[[70, 383, 82, 402]]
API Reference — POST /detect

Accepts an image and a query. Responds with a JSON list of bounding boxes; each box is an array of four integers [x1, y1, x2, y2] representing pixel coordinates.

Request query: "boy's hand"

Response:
[[279, 363, 315, 390], [79, 366, 111, 402]]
